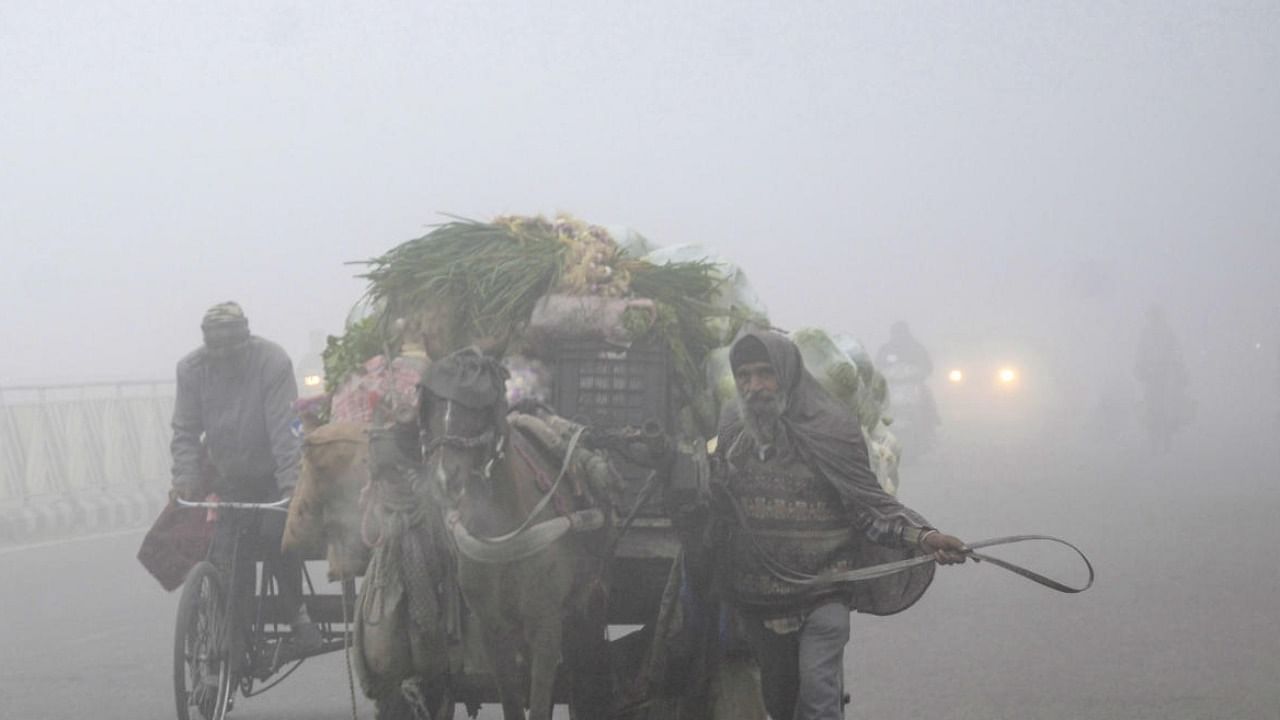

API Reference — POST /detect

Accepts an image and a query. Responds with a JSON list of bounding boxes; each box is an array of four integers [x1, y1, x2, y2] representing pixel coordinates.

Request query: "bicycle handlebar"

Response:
[[176, 497, 290, 513]]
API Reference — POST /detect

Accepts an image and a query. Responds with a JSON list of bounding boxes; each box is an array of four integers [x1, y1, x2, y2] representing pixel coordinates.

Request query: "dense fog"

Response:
[[1, 3, 1277, 718]]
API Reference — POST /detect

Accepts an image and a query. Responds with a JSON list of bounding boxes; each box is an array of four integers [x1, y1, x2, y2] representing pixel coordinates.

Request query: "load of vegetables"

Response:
[[324, 214, 770, 437], [317, 211, 904, 490]]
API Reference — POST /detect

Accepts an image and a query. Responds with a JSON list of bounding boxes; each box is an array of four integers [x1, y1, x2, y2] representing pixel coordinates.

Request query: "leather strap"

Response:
[[449, 509, 605, 563], [445, 426, 589, 562]]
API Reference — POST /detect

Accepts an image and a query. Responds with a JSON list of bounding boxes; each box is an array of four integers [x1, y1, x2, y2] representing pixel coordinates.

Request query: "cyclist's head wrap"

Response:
[[201, 301, 250, 351]]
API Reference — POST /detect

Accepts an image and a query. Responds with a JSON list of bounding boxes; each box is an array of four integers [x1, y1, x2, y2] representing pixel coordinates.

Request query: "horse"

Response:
[[420, 348, 616, 720]]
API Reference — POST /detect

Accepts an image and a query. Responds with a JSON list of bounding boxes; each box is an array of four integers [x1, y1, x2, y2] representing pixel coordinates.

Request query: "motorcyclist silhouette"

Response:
[[877, 321, 935, 378], [1134, 306, 1193, 452], [876, 322, 941, 453]]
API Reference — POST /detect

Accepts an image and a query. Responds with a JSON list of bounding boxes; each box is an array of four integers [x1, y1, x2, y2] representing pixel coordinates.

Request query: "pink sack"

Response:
[[330, 355, 427, 424]]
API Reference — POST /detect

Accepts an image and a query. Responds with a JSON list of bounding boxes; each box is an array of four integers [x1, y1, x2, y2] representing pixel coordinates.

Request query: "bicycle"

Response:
[[172, 497, 356, 720]]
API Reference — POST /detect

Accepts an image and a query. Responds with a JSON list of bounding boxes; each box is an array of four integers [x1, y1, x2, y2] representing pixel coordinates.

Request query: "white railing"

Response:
[[0, 381, 175, 503]]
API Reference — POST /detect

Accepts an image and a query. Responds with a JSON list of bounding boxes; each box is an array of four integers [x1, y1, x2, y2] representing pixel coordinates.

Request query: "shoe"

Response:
[[191, 679, 219, 718]]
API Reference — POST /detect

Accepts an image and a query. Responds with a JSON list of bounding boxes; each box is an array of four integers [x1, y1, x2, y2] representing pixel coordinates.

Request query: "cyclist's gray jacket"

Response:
[[170, 336, 300, 499]]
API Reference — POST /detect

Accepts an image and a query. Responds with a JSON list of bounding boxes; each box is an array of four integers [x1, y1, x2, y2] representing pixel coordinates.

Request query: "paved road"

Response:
[[2, 414, 1277, 719]]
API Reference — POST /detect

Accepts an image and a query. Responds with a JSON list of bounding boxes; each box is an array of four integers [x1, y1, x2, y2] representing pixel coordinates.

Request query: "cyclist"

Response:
[[170, 302, 321, 655]]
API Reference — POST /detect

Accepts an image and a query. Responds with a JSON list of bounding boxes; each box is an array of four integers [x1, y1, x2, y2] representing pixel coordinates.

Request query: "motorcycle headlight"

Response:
[[997, 367, 1018, 385], [948, 369, 964, 384]]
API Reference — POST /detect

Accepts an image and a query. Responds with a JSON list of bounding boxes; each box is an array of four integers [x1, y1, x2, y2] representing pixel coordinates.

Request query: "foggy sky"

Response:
[[2, 1, 1277, 390]]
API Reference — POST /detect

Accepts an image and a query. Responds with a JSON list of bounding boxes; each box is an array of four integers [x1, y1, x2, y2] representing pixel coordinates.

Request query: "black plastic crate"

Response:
[[549, 339, 671, 432]]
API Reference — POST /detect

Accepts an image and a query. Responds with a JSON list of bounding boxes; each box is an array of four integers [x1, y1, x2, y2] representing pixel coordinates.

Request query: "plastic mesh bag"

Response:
[[791, 328, 863, 412], [865, 423, 901, 496], [705, 346, 736, 421], [832, 332, 889, 431], [608, 225, 658, 258]]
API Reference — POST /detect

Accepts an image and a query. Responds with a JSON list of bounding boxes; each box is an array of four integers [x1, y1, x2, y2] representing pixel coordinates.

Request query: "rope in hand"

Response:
[[719, 487, 1094, 594], [808, 534, 1095, 593]]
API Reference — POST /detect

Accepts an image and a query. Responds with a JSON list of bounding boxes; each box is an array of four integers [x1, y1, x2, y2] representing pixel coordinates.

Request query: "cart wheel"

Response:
[[174, 561, 235, 720]]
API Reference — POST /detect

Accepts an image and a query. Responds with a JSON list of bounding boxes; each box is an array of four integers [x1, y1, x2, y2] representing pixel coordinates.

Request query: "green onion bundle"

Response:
[[332, 215, 737, 436], [358, 217, 567, 353]]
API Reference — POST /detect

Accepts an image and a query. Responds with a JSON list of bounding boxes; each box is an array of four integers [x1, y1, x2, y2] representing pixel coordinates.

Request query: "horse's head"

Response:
[[419, 348, 510, 506]]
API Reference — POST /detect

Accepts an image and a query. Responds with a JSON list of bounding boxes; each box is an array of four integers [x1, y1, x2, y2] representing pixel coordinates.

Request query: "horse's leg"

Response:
[[563, 578, 613, 719], [525, 611, 564, 720], [481, 624, 528, 720], [460, 562, 526, 720], [523, 547, 580, 720], [564, 620, 612, 719]]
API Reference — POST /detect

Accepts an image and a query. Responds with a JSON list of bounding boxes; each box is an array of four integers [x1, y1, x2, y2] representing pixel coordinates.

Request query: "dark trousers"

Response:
[[207, 494, 306, 623], [742, 601, 851, 720]]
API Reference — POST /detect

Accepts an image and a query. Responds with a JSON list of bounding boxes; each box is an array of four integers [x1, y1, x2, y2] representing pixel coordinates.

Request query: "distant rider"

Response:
[[1134, 305, 1192, 451], [875, 321, 941, 434], [875, 320, 934, 380]]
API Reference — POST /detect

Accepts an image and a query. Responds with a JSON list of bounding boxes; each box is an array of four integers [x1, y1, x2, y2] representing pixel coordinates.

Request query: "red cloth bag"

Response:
[[136, 499, 216, 592]]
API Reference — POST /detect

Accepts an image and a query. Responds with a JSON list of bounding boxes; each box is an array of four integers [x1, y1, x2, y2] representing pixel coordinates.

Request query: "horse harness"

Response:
[[424, 398, 505, 481], [430, 397, 605, 563]]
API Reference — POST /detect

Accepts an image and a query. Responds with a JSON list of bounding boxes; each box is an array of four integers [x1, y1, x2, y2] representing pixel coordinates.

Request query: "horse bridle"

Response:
[[423, 397, 506, 482]]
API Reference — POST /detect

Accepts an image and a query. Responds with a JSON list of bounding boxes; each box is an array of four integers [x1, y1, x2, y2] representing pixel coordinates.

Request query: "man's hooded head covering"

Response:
[[729, 334, 772, 371], [718, 330, 935, 616], [201, 301, 250, 349], [721, 330, 858, 451]]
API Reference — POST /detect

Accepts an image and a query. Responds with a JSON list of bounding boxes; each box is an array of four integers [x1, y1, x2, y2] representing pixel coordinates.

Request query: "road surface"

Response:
[[2, 414, 1277, 719]]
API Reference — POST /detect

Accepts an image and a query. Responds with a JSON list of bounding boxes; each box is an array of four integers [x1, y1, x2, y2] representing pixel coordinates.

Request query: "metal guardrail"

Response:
[[0, 381, 176, 504]]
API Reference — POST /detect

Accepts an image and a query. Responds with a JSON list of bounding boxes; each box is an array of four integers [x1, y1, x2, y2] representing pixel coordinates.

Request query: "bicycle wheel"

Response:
[[174, 561, 234, 720]]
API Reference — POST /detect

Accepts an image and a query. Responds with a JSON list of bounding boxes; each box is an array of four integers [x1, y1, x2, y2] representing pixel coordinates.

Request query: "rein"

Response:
[[467, 424, 585, 543], [432, 399, 596, 562]]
